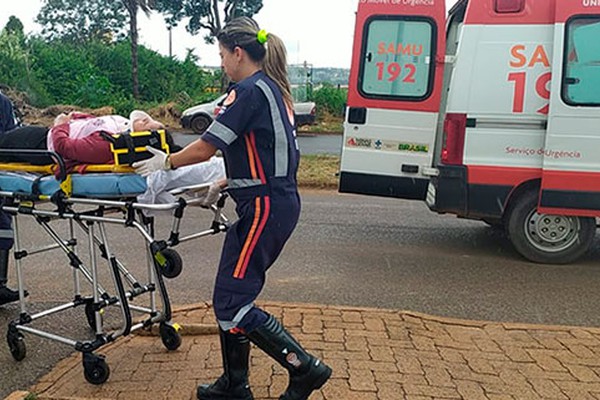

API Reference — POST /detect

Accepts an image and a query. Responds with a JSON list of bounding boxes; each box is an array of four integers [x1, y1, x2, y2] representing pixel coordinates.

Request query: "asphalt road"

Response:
[[172, 131, 343, 155], [2, 191, 600, 397]]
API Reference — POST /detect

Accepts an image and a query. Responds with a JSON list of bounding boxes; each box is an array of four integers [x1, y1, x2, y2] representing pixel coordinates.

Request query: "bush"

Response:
[[2, 35, 215, 112], [313, 84, 347, 118]]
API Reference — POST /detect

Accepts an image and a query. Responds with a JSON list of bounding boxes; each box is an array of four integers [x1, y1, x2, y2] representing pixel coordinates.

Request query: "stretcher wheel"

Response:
[[83, 353, 110, 385], [7, 331, 26, 361], [159, 249, 183, 279], [84, 302, 103, 332], [160, 322, 182, 351]]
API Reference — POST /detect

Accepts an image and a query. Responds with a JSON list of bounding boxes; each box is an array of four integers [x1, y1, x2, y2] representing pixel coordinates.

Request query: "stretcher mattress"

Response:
[[0, 172, 147, 198]]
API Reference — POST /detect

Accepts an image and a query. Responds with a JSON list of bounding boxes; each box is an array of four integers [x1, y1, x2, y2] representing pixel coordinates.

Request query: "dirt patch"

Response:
[[146, 102, 182, 130], [2, 87, 118, 127]]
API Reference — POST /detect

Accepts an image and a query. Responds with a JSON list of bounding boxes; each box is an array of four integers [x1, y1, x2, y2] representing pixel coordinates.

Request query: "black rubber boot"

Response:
[[247, 315, 332, 400], [197, 329, 254, 400], [0, 286, 19, 306], [0, 249, 24, 306]]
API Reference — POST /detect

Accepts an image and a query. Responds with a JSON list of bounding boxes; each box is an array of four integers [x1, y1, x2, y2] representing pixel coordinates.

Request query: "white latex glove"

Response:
[[200, 182, 222, 207], [132, 147, 169, 177]]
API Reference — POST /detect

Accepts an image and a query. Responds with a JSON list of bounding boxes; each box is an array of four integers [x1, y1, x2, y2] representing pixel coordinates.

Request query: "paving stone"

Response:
[[16, 301, 600, 400]]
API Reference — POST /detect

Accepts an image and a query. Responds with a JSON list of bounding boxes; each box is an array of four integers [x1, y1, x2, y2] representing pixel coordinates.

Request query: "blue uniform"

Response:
[[0, 92, 16, 251], [0, 92, 17, 135], [202, 71, 300, 332]]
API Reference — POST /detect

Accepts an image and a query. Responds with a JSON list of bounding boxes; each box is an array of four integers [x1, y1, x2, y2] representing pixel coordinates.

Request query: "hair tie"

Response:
[[257, 29, 269, 44]]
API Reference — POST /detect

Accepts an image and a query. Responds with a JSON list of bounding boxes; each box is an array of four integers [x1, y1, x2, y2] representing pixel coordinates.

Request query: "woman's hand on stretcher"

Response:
[[134, 139, 218, 177], [199, 180, 226, 207], [133, 147, 171, 177]]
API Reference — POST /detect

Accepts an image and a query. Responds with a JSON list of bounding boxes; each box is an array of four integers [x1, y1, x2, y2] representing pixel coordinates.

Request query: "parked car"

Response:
[[181, 94, 316, 134]]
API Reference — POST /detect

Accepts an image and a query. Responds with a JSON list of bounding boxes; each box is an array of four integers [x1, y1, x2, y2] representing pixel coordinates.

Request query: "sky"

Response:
[[1, 0, 459, 69]]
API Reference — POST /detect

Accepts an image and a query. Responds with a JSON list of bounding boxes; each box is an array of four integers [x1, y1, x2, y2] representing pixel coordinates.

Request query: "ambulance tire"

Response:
[[506, 190, 596, 264]]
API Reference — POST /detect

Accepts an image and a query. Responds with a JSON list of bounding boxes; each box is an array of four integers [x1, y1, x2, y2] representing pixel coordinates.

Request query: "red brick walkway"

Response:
[[11, 301, 600, 399]]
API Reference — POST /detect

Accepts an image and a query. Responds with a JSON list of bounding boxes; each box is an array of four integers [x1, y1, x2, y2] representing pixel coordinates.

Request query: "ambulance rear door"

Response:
[[540, 3, 600, 217], [339, 0, 446, 200]]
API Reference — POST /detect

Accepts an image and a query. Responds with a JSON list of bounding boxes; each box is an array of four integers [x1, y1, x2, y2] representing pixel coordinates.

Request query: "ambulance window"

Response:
[[494, 0, 525, 14], [563, 17, 600, 106], [359, 17, 435, 101]]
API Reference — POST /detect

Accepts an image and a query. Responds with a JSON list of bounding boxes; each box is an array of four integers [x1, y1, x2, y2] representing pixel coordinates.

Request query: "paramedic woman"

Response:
[[133, 17, 331, 400]]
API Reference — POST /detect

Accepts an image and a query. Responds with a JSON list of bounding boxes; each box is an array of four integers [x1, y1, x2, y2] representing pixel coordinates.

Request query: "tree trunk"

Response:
[[128, 2, 140, 99], [212, 0, 221, 33]]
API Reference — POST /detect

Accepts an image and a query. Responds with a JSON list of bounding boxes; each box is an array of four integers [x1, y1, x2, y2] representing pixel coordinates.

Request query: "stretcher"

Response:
[[0, 149, 229, 384]]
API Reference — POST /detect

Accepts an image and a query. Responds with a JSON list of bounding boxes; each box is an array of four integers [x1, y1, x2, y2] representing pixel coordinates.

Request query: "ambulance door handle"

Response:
[[565, 77, 580, 85], [402, 164, 419, 174], [365, 52, 373, 62]]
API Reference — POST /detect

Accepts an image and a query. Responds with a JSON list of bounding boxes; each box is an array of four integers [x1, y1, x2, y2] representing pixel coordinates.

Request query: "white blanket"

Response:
[[138, 156, 225, 212]]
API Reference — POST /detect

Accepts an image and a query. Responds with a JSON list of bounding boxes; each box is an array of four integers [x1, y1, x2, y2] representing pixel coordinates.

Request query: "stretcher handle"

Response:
[[0, 149, 67, 181]]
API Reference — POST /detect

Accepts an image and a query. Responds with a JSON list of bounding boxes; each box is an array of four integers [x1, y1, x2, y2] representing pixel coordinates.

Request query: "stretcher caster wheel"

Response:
[[158, 249, 183, 279], [84, 302, 104, 332], [7, 331, 26, 361], [83, 353, 110, 385], [160, 322, 182, 351]]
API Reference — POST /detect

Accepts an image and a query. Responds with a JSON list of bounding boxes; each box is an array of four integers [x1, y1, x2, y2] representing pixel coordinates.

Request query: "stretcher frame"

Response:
[[0, 149, 229, 384]]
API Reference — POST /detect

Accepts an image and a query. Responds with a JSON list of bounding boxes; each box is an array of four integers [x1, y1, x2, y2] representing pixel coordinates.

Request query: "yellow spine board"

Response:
[[110, 130, 170, 166]]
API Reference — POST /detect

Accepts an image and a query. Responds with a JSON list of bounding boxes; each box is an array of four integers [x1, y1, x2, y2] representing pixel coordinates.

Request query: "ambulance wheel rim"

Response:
[[525, 211, 580, 253]]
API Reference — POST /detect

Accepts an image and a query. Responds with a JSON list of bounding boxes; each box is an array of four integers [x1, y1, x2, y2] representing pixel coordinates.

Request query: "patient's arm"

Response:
[[51, 124, 113, 164]]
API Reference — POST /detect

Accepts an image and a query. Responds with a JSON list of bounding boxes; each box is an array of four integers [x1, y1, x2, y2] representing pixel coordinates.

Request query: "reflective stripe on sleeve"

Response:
[[206, 120, 238, 145], [255, 80, 288, 177]]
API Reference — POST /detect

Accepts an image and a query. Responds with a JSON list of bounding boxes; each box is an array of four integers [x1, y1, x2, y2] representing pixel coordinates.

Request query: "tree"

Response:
[[122, 0, 155, 99], [36, 0, 127, 43], [156, 0, 263, 44], [0, 23, 30, 88], [36, 0, 155, 99], [4, 16, 24, 36]]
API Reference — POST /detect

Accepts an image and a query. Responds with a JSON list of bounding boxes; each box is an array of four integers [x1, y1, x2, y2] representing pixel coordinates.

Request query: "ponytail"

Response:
[[262, 33, 293, 110], [217, 17, 293, 109]]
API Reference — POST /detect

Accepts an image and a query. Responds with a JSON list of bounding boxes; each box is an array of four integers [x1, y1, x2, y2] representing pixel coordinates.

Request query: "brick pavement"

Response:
[[9, 301, 600, 400]]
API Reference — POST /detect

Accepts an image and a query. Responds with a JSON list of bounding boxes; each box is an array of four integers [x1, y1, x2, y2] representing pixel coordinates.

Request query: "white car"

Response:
[[181, 94, 316, 134]]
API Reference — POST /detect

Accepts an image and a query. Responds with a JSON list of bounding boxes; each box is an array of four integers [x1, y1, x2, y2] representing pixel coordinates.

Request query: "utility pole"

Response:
[[168, 26, 173, 58]]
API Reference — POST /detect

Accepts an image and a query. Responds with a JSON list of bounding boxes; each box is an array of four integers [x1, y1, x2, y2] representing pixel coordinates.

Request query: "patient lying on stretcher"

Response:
[[0, 111, 226, 204]]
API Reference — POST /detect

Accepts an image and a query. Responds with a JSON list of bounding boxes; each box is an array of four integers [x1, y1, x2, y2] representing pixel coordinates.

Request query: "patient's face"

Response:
[[133, 117, 164, 131]]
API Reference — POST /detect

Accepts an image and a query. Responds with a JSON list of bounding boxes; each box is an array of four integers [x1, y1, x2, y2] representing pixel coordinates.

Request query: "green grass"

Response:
[[297, 154, 340, 189], [298, 113, 344, 134]]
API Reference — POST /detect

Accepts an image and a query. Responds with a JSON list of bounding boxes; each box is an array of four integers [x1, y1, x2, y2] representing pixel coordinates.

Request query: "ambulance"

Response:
[[339, 0, 600, 264]]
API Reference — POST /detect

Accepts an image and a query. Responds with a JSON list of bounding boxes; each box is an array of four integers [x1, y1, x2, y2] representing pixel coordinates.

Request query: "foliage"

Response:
[[36, 0, 160, 99], [155, 0, 263, 43], [0, 29, 29, 87], [313, 84, 347, 118], [36, 0, 127, 43], [1, 22, 214, 113], [0, 27, 51, 105], [4, 16, 24, 36]]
